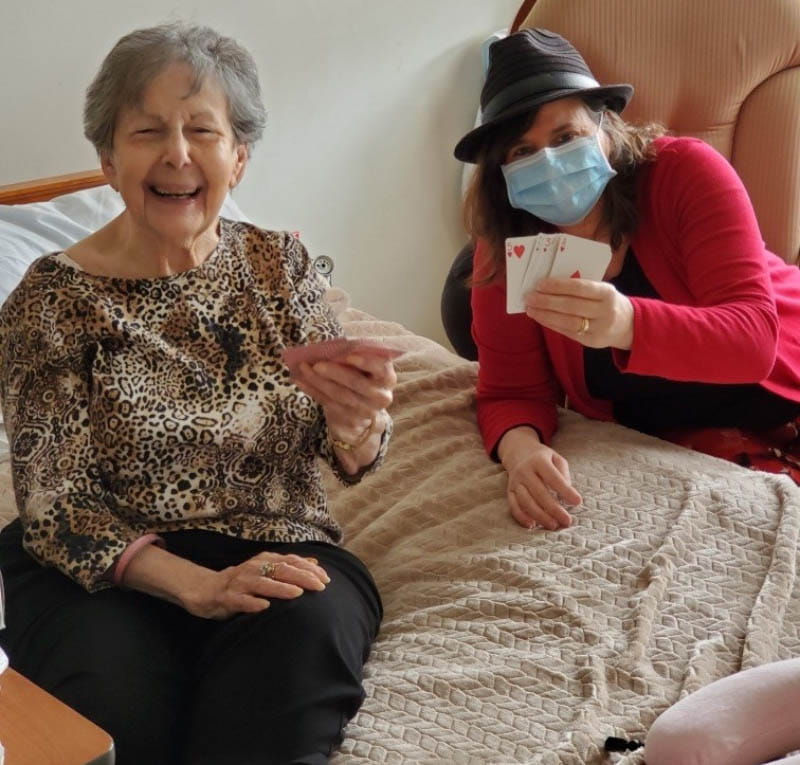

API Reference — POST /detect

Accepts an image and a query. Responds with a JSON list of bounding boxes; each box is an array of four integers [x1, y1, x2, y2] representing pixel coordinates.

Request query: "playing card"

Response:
[[507, 234, 569, 313], [281, 338, 403, 373], [521, 234, 560, 294], [505, 237, 533, 313], [548, 234, 612, 281]]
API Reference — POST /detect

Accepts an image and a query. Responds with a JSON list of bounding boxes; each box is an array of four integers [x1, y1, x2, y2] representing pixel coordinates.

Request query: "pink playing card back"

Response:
[[281, 338, 403, 370]]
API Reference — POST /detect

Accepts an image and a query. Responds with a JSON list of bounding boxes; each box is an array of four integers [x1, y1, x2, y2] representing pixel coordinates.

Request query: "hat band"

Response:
[[482, 72, 600, 123]]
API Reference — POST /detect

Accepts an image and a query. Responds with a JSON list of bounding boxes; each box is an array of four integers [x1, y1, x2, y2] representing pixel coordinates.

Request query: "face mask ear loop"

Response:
[[594, 110, 611, 164]]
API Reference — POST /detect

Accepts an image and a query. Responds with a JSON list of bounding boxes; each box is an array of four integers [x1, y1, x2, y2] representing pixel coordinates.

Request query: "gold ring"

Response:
[[577, 316, 590, 335], [259, 562, 276, 578]]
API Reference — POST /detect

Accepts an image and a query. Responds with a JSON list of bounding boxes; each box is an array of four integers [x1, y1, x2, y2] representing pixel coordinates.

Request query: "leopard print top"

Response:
[[0, 219, 390, 592]]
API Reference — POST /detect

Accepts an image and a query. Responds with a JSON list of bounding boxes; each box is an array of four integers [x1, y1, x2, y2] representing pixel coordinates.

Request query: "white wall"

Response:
[[0, 0, 519, 344]]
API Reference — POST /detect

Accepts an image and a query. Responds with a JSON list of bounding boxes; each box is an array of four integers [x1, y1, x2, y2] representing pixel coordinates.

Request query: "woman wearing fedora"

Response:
[[453, 28, 800, 532]]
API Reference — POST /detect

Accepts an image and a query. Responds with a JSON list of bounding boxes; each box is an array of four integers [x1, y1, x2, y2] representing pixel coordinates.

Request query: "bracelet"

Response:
[[330, 415, 378, 452]]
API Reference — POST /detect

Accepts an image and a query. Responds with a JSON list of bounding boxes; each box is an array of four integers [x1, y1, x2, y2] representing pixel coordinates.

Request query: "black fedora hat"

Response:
[[454, 28, 633, 163]]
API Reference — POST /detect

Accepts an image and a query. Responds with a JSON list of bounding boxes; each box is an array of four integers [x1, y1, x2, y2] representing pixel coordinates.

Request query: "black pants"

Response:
[[0, 521, 382, 765]]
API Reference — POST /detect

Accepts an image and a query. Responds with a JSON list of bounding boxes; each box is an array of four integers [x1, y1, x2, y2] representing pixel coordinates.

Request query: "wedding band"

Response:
[[577, 316, 590, 335], [259, 562, 276, 578]]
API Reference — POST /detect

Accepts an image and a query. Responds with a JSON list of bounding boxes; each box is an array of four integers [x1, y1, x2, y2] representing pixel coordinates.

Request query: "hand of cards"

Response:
[[505, 233, 613, 314], [281, 337, 403, 375]]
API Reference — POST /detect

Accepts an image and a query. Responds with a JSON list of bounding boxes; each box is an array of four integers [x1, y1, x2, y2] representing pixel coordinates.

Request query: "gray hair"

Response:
[[84, 22, 266, 156]]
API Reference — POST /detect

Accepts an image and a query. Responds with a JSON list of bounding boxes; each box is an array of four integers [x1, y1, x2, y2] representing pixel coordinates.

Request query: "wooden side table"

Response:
[[0, 669, 114, 764]]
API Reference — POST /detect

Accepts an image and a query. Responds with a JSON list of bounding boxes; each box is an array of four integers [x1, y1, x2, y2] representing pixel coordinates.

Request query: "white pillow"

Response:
[[0, 184, 251, 305]]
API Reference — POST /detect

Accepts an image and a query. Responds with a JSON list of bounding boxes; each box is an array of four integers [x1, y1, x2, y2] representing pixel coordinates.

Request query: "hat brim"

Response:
[[454, 84, 633, 163]]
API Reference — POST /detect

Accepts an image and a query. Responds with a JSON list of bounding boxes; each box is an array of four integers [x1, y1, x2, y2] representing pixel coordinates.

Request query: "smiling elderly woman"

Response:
[[0, 23, 394, 765]]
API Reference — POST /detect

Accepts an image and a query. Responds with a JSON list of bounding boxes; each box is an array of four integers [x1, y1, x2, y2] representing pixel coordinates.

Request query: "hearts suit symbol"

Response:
[[513, 245, 526, 258], [570, 270, 582, 278]]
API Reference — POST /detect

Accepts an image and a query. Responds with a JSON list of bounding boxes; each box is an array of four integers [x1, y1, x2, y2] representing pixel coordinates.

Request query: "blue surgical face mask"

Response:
[[501, 129, 617, 226]]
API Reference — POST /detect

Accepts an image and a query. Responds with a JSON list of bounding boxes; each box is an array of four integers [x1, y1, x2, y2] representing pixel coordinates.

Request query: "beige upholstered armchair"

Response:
[[516, 0, 800, 264]]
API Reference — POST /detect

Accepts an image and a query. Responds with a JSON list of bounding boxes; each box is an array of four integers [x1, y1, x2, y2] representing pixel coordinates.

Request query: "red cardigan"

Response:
[[472, 136, 800, 455]]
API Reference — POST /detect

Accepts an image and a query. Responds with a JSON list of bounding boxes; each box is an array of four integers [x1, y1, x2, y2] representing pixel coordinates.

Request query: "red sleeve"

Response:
[[613, 139, 779, 382], [471, 240, 562, 456]]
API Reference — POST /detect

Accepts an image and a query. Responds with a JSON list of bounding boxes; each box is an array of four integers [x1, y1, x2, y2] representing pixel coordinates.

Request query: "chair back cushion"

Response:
[[520, 0, 800, 263]]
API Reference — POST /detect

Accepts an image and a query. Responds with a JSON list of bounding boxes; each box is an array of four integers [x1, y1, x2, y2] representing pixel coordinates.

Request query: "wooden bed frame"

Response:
[[0, 169, 105, 205]]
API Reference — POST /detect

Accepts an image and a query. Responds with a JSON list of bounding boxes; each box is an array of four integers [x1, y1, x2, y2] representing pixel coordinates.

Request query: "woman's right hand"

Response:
[[185, 552, 331, 620], [497, 427, 582, 531]]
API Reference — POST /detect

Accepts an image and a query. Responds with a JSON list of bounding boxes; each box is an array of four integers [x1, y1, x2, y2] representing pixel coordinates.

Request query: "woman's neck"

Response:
[[67, 213, 220, 279]]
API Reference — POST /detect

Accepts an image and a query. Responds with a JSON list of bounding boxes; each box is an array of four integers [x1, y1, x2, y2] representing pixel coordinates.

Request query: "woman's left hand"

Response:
[[525, 277, 634, 349], [291, 352, 396, 472]]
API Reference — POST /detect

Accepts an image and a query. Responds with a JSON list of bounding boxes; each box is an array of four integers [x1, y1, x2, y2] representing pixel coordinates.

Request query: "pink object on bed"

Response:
[[645, 658, 800, 765]]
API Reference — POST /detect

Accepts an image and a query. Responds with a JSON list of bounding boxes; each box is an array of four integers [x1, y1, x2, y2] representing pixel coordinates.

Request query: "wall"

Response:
[[0, 0, 520, 344]]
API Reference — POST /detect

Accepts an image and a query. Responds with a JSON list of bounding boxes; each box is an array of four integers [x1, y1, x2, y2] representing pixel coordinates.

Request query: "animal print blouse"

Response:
[[0, 219, 390, 592]]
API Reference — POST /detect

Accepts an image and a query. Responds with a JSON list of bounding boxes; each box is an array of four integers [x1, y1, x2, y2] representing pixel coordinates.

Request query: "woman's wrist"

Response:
[[328, 409, 387, 449], [329, 410, 388, 473], [497, 425, 543, 468], [328, 414, 376, 452], [612, 294, 635, 350]]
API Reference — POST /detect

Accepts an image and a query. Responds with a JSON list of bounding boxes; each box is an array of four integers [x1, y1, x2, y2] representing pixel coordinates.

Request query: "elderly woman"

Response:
[[453, 29, 800, 532], [0, 23, 394, 765]]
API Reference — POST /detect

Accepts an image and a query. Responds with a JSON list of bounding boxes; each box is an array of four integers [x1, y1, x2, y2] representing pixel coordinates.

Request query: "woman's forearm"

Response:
[[118, 543, 215, 611]]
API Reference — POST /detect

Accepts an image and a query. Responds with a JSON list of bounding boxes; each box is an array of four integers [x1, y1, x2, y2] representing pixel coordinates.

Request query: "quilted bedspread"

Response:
[[324, 295, 800, 764]]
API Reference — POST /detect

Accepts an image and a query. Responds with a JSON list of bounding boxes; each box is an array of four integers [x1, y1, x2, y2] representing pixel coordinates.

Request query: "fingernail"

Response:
[[305, 557, 319, 564], [348, 355, 364, 366]]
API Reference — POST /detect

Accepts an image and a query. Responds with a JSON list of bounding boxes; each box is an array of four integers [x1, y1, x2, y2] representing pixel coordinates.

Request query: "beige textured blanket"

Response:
[[325, 298, 800, 764], [1, 295, 798, 763]]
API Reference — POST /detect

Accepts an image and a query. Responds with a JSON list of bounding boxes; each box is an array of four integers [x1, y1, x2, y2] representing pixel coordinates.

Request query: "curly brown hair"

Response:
[[463, 103, 666, 284]]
